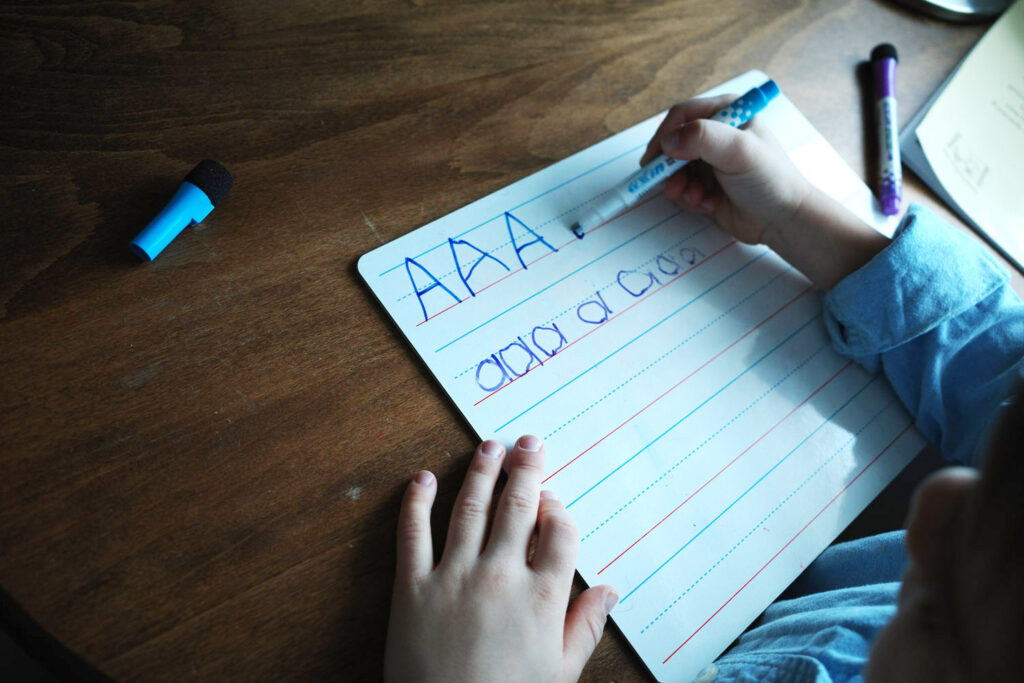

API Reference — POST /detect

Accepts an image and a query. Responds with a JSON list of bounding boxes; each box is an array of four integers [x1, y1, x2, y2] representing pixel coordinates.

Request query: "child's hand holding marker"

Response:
[[640, 91, 812, 246], [647, 89, 891, 290], [571, 81, 780, 240]]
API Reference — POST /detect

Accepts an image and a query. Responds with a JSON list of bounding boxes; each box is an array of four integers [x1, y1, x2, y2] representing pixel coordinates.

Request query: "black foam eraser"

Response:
[[185, 160, 233, 206]]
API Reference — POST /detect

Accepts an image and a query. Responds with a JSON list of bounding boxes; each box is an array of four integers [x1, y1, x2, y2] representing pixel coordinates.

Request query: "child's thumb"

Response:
[[562, 585, 618, 678]]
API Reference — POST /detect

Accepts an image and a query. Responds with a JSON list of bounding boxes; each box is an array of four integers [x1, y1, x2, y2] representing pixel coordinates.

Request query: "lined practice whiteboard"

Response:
[[359, 70, 924, 681]]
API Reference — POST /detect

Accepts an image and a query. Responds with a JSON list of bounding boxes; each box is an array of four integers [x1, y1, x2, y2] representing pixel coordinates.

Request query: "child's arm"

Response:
[[651, 95, 1024, 465], [384, 436, 617, 683]]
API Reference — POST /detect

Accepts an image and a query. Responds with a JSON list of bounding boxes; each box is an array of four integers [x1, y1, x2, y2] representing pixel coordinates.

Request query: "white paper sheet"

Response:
[[359, 70, 924, 682], [916, 0, 1024, 267]]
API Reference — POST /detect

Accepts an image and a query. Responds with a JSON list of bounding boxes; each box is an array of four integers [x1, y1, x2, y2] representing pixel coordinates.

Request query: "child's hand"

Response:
[[640, 93, 813, 247], [384, 436, 618, 683], [642, 93, 891, 291]]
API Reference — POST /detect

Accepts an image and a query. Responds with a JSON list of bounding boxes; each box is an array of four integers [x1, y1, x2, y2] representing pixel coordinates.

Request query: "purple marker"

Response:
[[871, 43, 901, 216]]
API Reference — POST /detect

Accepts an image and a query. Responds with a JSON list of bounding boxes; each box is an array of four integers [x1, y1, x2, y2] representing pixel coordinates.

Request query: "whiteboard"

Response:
[[358, 70, 923, 682]]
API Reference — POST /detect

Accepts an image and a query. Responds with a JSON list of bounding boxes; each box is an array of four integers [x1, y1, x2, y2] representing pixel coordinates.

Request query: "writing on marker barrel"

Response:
[[130, 160, 233, 261], [871, 44, 902, 216], [569, 80, 780, 238]]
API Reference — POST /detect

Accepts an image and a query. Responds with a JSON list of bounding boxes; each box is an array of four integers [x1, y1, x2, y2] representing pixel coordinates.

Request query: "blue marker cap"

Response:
[[715, 80, 780, 129], [759, 79, 780, 101], [130, 160, 233, 261]]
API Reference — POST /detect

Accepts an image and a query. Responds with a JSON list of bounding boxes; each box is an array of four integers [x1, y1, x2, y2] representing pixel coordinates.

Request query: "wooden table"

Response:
[[0, 2, 1004, 680]]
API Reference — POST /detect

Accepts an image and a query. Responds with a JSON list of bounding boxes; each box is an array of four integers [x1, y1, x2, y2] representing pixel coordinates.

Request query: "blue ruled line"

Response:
[[493, 248, 766, 432], [451, 226, 716, 381], [565, 312, 821, 510], [639, 395, 897, 634], [435, 210, 688, 353], [619, 373, 879, 604], [377, 142, 648, 277], [579, 338, 826, 543]]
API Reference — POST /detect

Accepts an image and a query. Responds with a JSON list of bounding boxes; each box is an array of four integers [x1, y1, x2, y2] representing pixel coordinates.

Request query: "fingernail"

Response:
[[539, 489, 560, 502], [480, 441, 504, 458], [517, 435, 542, 452], [604, 590, 619, 614], [661, 131, 679, 151], [699, 198, 714, 211], [414, 471, 434, 486]]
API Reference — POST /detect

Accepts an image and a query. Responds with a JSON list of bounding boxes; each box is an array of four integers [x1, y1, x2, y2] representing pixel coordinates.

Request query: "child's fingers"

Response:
[[561, 585, 617, 679], [530, 490, 578, 581], [684, 174, 706, 208], [667, 164, 721, 214], [663, 171, 690, 202], [663, 118, 758, 174], [485, 435, 546, 557], [697, 157, 718, 192], [440, 440, 506, 565], [395, 471, 437, 584], [693, 161, 721, 212], [640, 94, 738, 165]]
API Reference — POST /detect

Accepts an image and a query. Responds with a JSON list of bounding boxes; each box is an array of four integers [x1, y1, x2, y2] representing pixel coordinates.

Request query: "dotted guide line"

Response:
[[580, 339, 825, 543], [548, 270, 790, 442], [546, 284, 815, 490], [378, 140, 649, 279], [468, 241, 743, 412], [640, 396, 897, 634], [618, 373, 879, 604], [661, 420, 915, 665], [394, 185, 624, 304]]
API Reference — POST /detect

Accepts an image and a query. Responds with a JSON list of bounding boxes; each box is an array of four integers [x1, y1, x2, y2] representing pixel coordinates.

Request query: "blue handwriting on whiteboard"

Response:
[[470, 243, 707, 395], [405, 211, 557, 321]]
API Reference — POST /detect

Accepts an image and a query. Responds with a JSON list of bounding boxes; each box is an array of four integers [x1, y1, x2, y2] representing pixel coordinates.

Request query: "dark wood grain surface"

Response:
[[0, 1, 1001, 680]]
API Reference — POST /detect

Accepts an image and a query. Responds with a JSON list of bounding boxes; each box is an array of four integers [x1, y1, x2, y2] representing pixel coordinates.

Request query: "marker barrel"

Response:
[[872, 45, 902, 215]]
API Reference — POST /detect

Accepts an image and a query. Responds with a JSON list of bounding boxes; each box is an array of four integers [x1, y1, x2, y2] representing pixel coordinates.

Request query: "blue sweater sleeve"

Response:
[[822, 204, 1024, 466]]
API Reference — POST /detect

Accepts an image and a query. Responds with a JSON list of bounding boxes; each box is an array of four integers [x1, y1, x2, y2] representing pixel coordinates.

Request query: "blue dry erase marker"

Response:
[[570, 80, 780, 236], [131, 160, 233, 261]]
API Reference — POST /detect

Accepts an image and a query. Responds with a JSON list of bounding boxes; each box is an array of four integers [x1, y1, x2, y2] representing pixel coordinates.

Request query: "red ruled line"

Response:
[[596, 359, 853, 575], [472, 239, 736, 407], [542, 285, 813, 484], [662, 421, 914, 665], [414, 195, 662, 326]]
